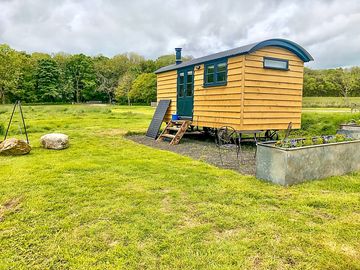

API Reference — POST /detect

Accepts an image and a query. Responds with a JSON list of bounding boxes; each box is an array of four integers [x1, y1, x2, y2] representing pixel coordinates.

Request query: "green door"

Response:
[[177, 68, 194, 119]]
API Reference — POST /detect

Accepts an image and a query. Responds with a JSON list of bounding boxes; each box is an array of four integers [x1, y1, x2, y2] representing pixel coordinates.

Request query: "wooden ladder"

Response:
[[157, 120, 192, 145]]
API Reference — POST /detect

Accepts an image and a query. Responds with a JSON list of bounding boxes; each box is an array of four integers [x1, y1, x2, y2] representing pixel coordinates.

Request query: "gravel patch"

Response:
[[128, 134, 256, 175]]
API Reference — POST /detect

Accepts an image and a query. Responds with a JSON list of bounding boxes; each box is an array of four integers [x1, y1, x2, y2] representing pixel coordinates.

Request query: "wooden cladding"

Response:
[[157, 70, 177, 121], [192, 55, 243, 128], [241, 46, 304, 130]]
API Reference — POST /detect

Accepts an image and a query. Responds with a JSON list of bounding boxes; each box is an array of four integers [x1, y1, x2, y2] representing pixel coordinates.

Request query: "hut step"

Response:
[[157, 120, 192, 145], [162, 134, 176, 139], [167, 127, 180, 131]]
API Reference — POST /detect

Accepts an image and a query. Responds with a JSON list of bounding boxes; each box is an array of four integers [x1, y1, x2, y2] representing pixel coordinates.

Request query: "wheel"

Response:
[[265, 130, 279, 140]]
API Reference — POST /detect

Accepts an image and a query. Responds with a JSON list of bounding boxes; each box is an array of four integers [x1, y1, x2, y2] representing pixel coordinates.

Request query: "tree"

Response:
[[53, 52, 73, 102], [36, 58, 61, 102], [351, 67, 360, 96], [155, 54, 193, 70], [0, 44, 22, 104], [9, 52, 37, 103], [328, 68, 356, 104], [94, 56, 120, 103], [115, 71, 136, 105], [129, 73, 156, 104], [65, 54, 96, 103]]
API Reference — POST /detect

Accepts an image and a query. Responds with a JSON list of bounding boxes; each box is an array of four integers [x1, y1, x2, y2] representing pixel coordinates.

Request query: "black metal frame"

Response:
[[4, 100, 29, 144], [215, 126, 240, 167]]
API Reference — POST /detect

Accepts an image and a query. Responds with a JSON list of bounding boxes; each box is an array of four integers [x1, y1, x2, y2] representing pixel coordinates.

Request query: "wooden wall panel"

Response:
[[242, 46, 304, 130], [192, 55, 243, 130], [156, 70, 177, 121]]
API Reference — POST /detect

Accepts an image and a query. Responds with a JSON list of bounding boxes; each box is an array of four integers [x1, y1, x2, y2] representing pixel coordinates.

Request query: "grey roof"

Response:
[[155, 38, 313, 74]]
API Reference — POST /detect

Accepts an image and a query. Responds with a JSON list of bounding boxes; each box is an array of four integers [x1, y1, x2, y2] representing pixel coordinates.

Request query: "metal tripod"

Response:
[[4, 101, 29, 144]]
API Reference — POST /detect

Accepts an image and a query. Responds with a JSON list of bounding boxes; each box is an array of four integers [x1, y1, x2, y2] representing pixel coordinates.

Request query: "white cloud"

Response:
[[0, 0, 359, 68]]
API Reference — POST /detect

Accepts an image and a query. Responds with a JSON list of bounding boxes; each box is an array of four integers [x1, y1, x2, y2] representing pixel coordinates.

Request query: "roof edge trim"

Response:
[[155, 38, 313, 74], [249, 39, 314, 62]]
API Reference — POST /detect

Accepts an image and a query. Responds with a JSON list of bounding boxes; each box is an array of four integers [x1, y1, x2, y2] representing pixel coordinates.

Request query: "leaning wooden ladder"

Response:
[[157, 120, 192, 145]]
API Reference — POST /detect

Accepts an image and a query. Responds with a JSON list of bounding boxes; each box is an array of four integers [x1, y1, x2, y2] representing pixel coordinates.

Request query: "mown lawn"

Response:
[[303, 96, 360, 108], [0, 105, 359, 270]]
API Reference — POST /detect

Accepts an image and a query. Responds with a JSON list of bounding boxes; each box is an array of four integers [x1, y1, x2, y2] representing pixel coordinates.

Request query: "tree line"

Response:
[[303, 67, 360, 99], [1, 43, 360, 105], [0, 44, 192, 105]]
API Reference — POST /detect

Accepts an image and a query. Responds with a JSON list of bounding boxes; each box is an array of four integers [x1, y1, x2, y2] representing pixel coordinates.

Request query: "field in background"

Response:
[[0, 105, 360, 269], [303, 96, 360, 108]]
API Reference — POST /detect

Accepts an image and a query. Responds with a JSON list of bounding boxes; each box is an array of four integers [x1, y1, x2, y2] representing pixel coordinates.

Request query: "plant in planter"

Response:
[[274, 134, 350, 149]]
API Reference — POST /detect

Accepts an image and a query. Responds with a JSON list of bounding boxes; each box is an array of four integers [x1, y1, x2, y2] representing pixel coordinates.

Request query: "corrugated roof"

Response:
[[155, 38, 313, 74]]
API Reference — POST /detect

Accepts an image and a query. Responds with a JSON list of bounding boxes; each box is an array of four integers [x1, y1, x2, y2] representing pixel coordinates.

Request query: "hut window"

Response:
[[205, 65, 215, 83], [204, 60, 227, 86], [263, 57, 289, 70]]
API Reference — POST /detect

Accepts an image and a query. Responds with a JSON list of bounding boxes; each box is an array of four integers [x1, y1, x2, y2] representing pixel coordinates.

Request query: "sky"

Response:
[[0, 0, 360, 69]]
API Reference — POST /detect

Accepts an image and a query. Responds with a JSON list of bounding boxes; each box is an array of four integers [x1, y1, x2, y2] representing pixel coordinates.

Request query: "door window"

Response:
[[178, 72, 184, 97], [186, 70, 193, 96]]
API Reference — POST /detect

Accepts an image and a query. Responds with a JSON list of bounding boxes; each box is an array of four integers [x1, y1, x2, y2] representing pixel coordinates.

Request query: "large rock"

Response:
[[0, 138, 31, 156], [40, 133, 69, 150]]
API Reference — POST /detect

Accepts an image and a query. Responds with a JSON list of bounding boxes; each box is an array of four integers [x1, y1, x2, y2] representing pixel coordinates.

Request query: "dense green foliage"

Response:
[[0, 105, 359, 269], [304, 67, 360, 99], [129, 73, 157, 104], [0, 44, 190, 105]]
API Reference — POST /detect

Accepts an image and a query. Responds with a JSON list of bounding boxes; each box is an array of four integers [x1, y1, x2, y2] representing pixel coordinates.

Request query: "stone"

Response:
[[0, 138, 31, 156], [40, 133, 69, 150]]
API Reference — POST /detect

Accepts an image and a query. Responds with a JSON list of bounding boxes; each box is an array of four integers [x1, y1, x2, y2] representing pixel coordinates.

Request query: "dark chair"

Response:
[[215, 126, 240, 167]]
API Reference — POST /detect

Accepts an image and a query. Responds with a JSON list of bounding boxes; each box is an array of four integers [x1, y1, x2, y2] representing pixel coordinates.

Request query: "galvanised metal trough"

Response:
[[256, 140, 360, 186], [337, 124, 360, 139]]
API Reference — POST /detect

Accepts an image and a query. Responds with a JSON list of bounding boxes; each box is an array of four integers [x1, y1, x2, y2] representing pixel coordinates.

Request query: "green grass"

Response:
[[293, 111, 360, 137], [303, 97, 360, 108], [0, 105, 359, 269]]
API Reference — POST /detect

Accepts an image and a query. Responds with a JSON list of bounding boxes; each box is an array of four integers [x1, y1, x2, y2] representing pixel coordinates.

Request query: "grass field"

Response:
[[0, 105, 360, 269], [303, 97, 360, 108]]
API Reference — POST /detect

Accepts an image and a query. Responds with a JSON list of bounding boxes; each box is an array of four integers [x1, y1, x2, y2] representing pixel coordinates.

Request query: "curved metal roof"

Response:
[[155, 38, 313, 74]]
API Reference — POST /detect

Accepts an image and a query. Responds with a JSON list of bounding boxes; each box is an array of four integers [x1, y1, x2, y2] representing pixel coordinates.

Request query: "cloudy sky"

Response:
[[0, 0, 360, 69]]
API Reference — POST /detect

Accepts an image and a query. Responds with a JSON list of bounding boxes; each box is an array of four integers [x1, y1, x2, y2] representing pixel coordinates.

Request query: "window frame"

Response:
[[178, 71, 185, 97], [185, 70, 194, 97], [263, 57, 289, 71], [204, 59, 228, 87]]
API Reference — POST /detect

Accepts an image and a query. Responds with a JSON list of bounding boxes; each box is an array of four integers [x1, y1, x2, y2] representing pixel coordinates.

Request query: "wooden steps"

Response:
[[167, 127, 180, 131], [157, 120, 192, 145]]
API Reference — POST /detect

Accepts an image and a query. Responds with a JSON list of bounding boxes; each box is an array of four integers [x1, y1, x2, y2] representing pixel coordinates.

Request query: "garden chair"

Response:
[[215, 126, 240, 167]]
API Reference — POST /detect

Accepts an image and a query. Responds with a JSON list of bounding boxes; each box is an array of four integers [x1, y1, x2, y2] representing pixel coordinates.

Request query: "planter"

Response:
[[337, 124, 360, 139], [256, 140, 360, 186]]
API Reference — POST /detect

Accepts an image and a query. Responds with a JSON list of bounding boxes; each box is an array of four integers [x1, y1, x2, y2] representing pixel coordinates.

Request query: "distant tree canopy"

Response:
[[0, 44, 192, 104], [1, 43, 359, 105], [303, 67, 360, 99]]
